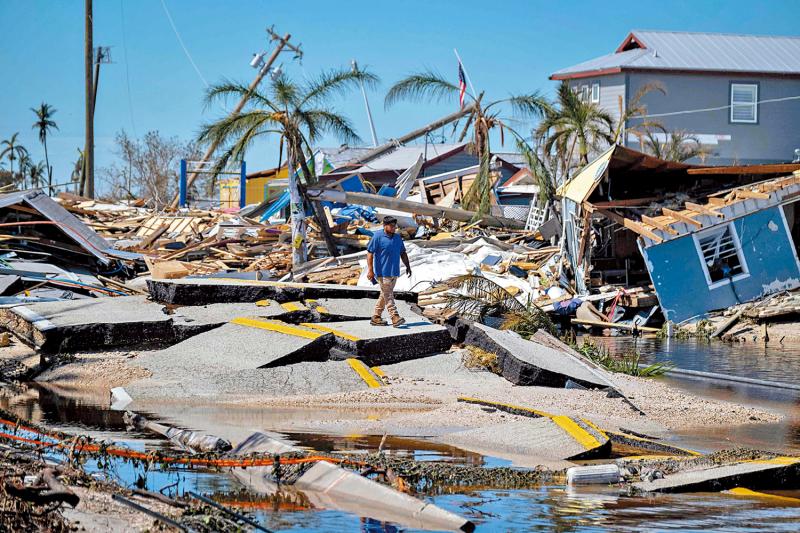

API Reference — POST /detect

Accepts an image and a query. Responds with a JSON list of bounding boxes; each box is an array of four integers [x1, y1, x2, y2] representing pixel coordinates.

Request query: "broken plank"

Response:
[[595, 208, 663, 243], [685, 202, 724, 218], [641, 215, 679, 236], [735, 189, 770, 200], [662, 208, 703, 228]]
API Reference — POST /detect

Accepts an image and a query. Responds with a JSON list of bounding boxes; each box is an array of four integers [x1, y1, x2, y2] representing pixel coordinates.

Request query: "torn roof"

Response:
[[328, 143, 469, 176], [551, 30, 800, 79], [0, 190, 114, 264]]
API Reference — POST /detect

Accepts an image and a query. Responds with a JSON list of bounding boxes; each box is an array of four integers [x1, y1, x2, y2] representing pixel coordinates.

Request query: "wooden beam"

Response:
[[595, 208, 663, 243], [663, 208, 703, 228], [707, 197, 726, 206], [641, 215, 679, 235], [685, 202, 724, 218], [735, 189, 770, 200], [686, 163, 800, 175]]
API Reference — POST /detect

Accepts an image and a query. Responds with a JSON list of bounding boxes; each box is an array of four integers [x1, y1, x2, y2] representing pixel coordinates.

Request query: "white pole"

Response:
[[352, 59, 379, 147], [453, 48, 478, 100]]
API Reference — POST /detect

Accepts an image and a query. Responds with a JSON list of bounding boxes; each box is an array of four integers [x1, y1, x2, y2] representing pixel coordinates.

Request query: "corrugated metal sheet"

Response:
[[553, 30, 800, 77], [351, 143, 467, 173]]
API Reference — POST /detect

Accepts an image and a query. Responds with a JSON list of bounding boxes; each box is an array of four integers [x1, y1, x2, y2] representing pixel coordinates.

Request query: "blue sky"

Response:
[[1, 0, 798, 192]]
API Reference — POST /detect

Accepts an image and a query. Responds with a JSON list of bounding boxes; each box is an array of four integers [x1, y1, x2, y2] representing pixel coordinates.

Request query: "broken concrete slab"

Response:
[[301, 319, 453, 366], [633, 457, 800, 493], [147, 277, 417, 306], [0, 296, 269, 353], [463, 321, 614, 388], [440, 417, 609, 463], [310, 297, 419, 321]]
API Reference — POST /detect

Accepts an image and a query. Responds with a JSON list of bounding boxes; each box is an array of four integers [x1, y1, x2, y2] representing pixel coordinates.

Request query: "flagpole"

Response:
[[453, 48, 477, 99]]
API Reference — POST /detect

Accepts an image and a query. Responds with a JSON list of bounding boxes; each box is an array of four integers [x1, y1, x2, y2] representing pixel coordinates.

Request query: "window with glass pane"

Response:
[[730, 84, 757, 123], [591, 83, 600, 103], [697, 224, 746, 284]]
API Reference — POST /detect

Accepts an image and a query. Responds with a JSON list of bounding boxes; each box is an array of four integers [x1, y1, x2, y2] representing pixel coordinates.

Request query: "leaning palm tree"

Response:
[[536, 82, 614, 180], [385, 69, 549, 217], [32, 103, 58, 194], [0, 133, 28, 185], [199, 67, 378, 266]]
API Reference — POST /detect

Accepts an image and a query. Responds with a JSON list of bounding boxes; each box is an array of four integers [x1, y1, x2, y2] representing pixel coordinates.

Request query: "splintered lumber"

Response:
[[641, 215, 679, 236], [735, 189, 770, 200], [571, 318, 660, 333], [685, 202, 724, 218], [662, 208, 703, 228], [307, 187, 525, 229], [595, 208, 663, 243]]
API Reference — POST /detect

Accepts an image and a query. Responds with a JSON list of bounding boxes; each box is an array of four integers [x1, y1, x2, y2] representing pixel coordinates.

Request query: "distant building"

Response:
[[551, 30, 800, 165]]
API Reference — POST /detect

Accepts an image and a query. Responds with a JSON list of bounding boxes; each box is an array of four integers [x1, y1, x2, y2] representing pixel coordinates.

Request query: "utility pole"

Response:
[[352, 59, 378, 147], [169, 28, 298, 208], [92, 47, 111, 114], [83, 0, 94, 198]]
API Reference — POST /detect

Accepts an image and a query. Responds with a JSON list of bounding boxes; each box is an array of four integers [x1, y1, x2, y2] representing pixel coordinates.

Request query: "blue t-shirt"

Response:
[[367, 229, 406, 277]]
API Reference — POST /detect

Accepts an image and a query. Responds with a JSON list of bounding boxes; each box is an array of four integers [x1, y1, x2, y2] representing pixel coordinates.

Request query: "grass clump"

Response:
[[462, 346, 501, 374], [570, 337, 672, 377]]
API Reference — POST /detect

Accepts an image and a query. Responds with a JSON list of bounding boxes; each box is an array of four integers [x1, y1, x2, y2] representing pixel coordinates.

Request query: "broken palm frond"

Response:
[[443, 274, 526, 320], [571, 338, 671, 377], [462, 346, 501, 374], [500, 301, 558, 339]]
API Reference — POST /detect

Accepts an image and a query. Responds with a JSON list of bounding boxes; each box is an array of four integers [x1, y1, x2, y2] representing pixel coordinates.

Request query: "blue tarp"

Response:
[[259, 190, 290, 222]]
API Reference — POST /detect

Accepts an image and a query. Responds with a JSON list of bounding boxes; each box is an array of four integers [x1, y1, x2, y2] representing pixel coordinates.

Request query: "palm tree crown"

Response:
[[198, 66, 378, 265], [385, 69, 549, 217], [1, 133, 29, 185], [32, 102, 58, 193]]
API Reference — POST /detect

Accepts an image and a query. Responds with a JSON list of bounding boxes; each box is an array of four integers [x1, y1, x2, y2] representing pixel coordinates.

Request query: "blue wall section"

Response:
[[642, 206, 800, 323]]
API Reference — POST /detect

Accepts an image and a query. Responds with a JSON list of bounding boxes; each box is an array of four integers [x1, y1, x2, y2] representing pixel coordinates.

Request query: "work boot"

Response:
[[370, 317, 388, 326], [392, 316, 406, 328]]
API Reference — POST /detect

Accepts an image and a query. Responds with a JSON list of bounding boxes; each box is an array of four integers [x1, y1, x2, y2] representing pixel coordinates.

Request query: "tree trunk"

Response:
[[288, 148, 307, 266], [296, 147, 339, 259], [44, 138, 52, 195]]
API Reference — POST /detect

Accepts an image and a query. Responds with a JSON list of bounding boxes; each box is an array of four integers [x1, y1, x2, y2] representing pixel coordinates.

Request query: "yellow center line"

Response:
[[301, 323, 361, 342], [371, 366, 387, 384], [315, 306, 330, 314], [347, 358, 382, 388], [255, 299, 272, 307], [551, 415, 603, 450], [728, 487, 800, 503], [280, 302, 307, 312], [458, 397, 555, 418], [231, 317, 323, 340]]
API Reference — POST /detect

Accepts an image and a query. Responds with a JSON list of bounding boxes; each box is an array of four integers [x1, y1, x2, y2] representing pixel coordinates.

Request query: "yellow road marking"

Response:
[[280, 301, 307, 312], [315, 305, 329, 314], [551, 415, 603, 450], [301, 323, 361, 342], [255, 300, 272, 307], [728, 487, 800, 503], [618, 455, 690, 461], [458, 397, 554, 418], [605, 430, 701, 456], [749, 456, 800, 465], [371, 366, 387, 384], [231, 317, 323, 340], [347, 358, 382, 388]]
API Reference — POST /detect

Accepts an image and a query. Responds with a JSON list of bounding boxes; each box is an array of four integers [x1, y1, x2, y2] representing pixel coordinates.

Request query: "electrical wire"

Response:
[[158, 0, 209, 88], [641, 94, 800, 119], [119, 0, 138, 137]]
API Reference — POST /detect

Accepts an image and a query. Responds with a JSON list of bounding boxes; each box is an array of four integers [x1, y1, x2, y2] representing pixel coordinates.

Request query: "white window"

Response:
[[730, 83, 758, 123], [693, 223, 749, 288], [580, 85, 589, 102], [591, 83, 600, 103]]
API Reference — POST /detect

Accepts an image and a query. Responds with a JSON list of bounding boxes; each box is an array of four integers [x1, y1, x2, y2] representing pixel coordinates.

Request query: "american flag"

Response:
[[458, 62, 466, 108]]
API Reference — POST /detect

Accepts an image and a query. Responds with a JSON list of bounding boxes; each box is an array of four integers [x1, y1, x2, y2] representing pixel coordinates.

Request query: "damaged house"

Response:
[[558, 144, 800, 323]]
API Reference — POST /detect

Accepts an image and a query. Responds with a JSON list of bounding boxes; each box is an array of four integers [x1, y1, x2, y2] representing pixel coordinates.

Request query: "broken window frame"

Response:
[[692, 222, 749, 289]]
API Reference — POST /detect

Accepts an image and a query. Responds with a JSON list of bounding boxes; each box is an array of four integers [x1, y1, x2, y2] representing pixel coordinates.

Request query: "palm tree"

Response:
[[385, 69, 549, 217], [609, 82, 665, 144], [17, 153, 32, 189], [199, 67, 378, 266], [70, 148, 85, 194], [536, 82, 614, 180], [640, 128, 709, 163], [32, 103, 58, 194], [0, 133, 28, 185], [27, 160, 46, 189]]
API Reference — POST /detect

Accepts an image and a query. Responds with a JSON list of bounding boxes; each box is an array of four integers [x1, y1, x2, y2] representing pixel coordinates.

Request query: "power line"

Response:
[[641, 94, 800, 119], [119, 0, 137, 137], [159, 0, 209, 88]]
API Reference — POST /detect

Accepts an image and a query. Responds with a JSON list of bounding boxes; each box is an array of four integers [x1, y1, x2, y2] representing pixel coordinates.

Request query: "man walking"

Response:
[[366, 216, 412, 327]]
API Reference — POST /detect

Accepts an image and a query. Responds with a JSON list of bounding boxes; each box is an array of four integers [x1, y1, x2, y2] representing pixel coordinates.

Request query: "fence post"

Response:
[[239, 160, 247, 209], [179, 159, 188, 208]]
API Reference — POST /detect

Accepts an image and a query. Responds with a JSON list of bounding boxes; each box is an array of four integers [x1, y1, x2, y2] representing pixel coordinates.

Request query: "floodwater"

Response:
[[3, 357, 800, 531]]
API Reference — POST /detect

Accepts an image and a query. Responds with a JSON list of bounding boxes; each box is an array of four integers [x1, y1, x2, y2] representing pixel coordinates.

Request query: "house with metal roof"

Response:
[[551, 30, 800, 165]]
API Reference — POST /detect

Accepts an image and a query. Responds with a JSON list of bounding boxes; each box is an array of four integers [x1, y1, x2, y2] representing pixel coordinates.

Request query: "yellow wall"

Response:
[[219, 167, 289, 208]]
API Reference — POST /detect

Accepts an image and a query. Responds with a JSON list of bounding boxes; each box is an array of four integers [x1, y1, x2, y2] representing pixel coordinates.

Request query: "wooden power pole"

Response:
[[83, 0, 94, 198], [168, 28, 297, 208]]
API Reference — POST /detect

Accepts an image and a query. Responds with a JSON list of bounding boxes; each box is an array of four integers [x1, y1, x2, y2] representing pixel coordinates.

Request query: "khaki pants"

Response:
[[373, 276, 399, 320]]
